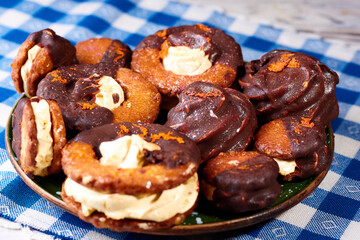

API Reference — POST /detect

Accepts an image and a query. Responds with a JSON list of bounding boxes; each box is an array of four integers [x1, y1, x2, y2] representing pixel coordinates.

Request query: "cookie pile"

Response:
[[10, 24, 338, 232]]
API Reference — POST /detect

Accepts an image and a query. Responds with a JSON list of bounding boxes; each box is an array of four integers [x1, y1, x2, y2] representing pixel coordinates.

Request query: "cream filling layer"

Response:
[[94, 76, 124, 110], [99, 135, 161, 169], [274, 158, 297, 176], [162, 46, 212, 76], [64, 173, 199, 222], [21, 45, 42, 94], [30, 99, 53, 176]]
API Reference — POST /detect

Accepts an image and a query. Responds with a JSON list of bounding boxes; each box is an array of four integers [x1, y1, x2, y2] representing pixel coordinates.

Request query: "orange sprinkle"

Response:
[[132, 123, 148, 137], [186, 89, 221, 98], [155, 29, 167, 38], [288, 57, 300, 68], [294, 127, 302, 134], [119, 125, 130, 134], [268, 53, 300, 72], [150, 131, 184, 144], [51, 71, 67, 84], [299, 117, 314, 128], [77, 102, 98, 110], [159, 40, 170, 59], [302, 81, 309, 88], [268, 61, 289, 72], [196, 23, 211, 32], [113, 52, 125, 62]]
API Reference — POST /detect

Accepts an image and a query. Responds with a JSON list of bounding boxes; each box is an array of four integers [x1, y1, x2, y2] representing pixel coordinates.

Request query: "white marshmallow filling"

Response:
[[162, 46, 212, 76], [94, 76, 125, 110], [274, 158, 297, 176], [21, 45, 42, 94]]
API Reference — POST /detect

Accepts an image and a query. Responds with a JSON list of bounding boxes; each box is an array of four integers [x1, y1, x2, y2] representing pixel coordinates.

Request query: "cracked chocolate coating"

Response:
[[202, 151, 281, 213], [165, 82, 257, 161], [239, 49, 339, 126], [36, 63, 116, 131]]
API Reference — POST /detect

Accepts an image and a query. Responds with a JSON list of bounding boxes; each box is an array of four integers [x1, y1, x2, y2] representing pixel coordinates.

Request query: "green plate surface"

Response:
[[5, 95, 333, 235]]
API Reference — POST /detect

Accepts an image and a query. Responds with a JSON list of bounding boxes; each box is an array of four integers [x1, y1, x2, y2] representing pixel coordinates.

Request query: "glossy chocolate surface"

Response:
[[27, 28, 76, 65], [282, 116, 326, 159], [100, 39, 132, 67], [11, 98, 28, 159], [239, 49, 339, 126], [202, 151, 281, 213], [166, 82, 257, 161], [36, 63, 117, 131], [284, 142, 333, 181]]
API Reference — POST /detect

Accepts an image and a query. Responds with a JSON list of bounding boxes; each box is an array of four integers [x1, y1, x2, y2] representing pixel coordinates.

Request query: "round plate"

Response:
[[5, 96, 334, 235]]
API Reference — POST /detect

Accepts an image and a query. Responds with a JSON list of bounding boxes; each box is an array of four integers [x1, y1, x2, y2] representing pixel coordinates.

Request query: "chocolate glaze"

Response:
[[165, 82, 257, 161], [239, 49, 339, 126], [36, 63, 117, 131], [284, 142, 333, 181], [27, 28, 76, 66], [135, 24, 243, 70], [71, 122, 200, 169], [202, 151, 281, 213], [12, 98, 28, 159], [101, 40, 132, 68], [282, 116, 326, 159]]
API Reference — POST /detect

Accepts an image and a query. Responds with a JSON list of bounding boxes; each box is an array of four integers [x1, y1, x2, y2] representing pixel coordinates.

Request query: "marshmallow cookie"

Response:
[[11, 97, 66, 177], [201, 151, 281, 213], [166, 82, 257, 162], [36, 63, 161, 131], [239, 49, 339, 126], [75, 38, 132, 68], [131, 24, 243, 98], [61, 122, 200, 232], [254, 116, 333, 181], [11, 28, 76, 97]]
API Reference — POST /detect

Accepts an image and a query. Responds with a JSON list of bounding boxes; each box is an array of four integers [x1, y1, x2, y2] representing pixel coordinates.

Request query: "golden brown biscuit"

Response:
[[75, 38, 132, 67], [132, 24, 243, 98]]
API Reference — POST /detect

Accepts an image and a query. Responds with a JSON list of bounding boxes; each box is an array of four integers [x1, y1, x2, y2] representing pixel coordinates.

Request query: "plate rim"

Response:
[[5, 95, 333, 236]]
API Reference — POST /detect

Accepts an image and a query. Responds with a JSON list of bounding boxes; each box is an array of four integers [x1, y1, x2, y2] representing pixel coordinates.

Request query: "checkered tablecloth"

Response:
[[0, 0, 359, 239]]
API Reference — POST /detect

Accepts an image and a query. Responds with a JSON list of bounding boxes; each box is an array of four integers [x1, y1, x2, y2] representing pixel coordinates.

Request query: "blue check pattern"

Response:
[[0, 0, 359, 239]]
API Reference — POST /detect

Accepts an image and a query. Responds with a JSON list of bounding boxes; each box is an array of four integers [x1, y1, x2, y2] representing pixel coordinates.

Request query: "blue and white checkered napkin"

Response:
[[0, 0, 359, 239]]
